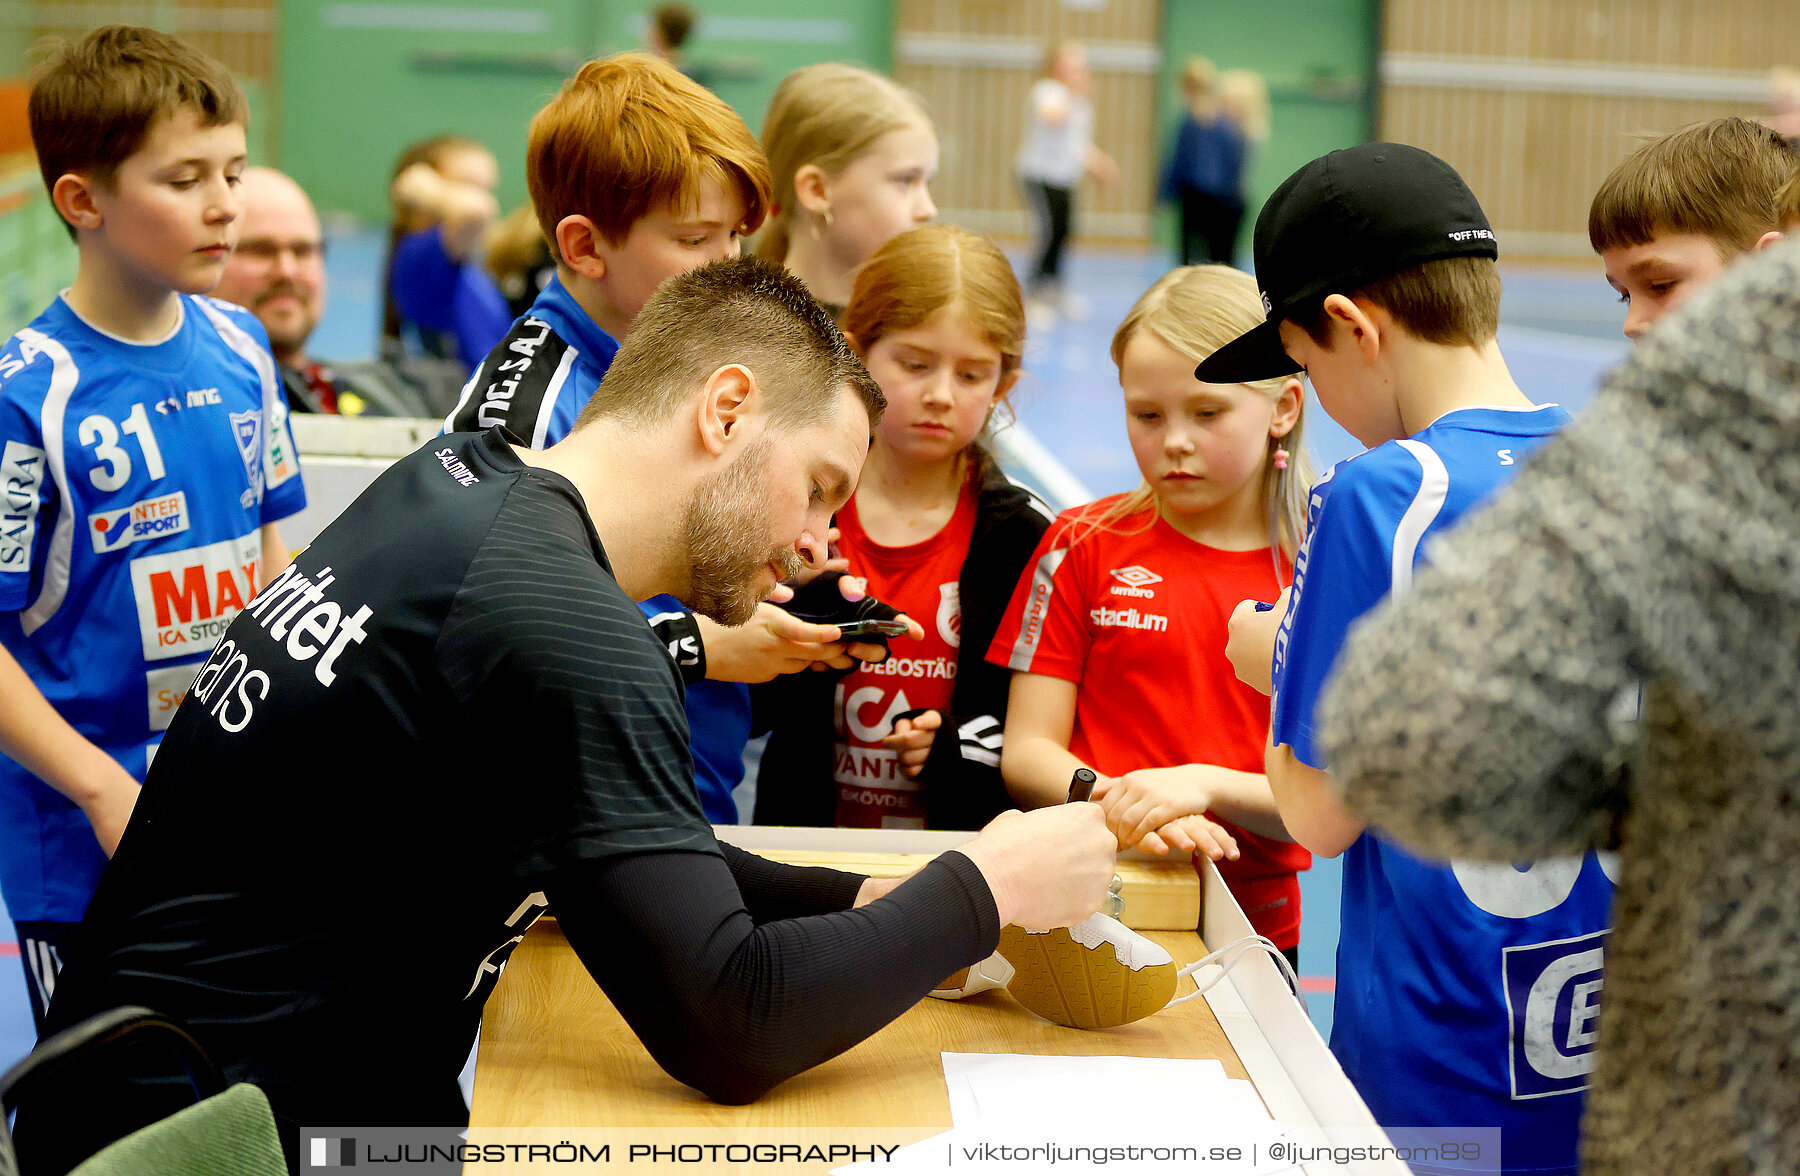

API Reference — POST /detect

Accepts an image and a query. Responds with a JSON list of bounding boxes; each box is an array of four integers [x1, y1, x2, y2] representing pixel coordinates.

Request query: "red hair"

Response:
[[528, 52, 770, 248]]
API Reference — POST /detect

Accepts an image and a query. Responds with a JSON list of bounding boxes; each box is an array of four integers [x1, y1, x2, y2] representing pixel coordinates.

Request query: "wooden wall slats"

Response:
[[1388, 0, 1799, 70], [25, 1, 280, 152], [895, 0, 1160, 243], [1381, 0, 1789, 257]]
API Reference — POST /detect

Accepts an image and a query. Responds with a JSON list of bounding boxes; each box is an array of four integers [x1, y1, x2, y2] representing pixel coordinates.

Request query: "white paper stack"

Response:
[[834, 1052, 1305, 1175]]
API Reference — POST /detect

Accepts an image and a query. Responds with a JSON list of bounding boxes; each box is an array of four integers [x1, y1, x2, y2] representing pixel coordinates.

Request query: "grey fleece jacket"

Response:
[[1320, 238, 1800, 1175]]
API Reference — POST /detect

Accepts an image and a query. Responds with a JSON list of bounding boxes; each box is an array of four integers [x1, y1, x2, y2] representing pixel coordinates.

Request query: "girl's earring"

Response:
[[1272, 448, 1289, 471]]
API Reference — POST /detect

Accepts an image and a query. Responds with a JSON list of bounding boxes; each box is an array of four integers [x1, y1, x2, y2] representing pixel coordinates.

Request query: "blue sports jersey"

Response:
[[442, 274, 620, 446], [390, 226, 512, 375], [0, 294, 306, 923], [1271, 404, 1615, 1176]]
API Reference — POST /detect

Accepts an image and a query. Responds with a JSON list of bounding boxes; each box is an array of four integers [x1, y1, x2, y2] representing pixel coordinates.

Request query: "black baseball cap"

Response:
[[1194, 142, 1499, 383]]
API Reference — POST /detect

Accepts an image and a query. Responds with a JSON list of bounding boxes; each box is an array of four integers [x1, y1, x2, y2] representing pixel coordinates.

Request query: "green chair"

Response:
[[0, 1006, 284, 1176]]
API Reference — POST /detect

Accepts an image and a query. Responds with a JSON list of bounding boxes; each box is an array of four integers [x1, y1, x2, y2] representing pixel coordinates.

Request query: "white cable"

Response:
[[1166, 933, 1299, 1006]]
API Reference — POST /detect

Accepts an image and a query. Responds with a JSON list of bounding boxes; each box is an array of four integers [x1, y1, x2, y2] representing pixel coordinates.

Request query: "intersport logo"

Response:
[[88, 491, 189, 554]]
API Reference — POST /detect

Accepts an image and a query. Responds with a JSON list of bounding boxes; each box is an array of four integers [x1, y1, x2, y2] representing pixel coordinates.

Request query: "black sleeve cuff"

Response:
[[646, 608, 706, 685], [932, 849, 1003, 953]]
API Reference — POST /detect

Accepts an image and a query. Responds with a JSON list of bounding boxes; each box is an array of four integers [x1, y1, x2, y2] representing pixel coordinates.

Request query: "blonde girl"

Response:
[[987, 264, 1316, 961], [754, 225, 1052, 831], [756, 64, 938, 312]]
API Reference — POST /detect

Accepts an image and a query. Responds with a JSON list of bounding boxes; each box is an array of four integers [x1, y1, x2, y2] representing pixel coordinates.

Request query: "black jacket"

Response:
[[752, 451, 1052, 830]]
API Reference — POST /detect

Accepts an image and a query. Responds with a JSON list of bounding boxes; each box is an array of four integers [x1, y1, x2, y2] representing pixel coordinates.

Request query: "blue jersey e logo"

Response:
[[1502, 928, 1607, 1099]]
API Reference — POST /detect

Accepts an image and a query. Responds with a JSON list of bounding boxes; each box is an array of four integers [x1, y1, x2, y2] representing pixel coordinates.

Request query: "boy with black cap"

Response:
[[1216, 143, 1615, 1176]]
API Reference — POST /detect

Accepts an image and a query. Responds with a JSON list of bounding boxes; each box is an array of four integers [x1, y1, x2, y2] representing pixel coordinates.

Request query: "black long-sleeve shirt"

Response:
[[33, 429, 999, 1172]]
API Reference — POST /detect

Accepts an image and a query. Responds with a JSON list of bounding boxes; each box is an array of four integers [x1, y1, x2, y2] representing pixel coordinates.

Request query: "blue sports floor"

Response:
[[0, 234, 1630, 1070]]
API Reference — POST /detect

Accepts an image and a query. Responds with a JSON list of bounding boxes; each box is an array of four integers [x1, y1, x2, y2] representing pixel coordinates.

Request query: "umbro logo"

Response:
[[1109, 566, 1161, 598], [1110, 566, 1161, 587]]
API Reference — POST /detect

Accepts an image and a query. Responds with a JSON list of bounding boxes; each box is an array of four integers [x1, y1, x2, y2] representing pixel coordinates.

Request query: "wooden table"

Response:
[[468, 852, 1247, 1172]]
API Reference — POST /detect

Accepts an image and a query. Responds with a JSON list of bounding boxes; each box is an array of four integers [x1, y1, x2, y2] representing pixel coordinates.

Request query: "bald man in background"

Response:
[[212, 167, 464, 417]]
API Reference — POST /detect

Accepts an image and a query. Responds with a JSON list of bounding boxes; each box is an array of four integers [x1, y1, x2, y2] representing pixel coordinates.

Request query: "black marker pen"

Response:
[[1066, 767, 1097, 804]]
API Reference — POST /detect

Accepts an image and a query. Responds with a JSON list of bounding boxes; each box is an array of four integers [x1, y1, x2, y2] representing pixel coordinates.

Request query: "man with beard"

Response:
[[26, 257, 1118, 1173], [212, 167, 464, 417]]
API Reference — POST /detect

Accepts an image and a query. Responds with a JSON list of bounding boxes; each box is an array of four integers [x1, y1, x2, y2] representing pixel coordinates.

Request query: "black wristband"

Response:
[[647, 608, 707, 685]]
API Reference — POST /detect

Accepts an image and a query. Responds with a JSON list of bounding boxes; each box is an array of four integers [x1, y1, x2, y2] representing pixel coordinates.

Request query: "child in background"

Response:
[[1589, 116, 1792, 340], [987, 265, 1312, 964], [757, 63, 938, 315], [756, 225, 1051, 831], [0, 25, 306, 1027], [483, 204, 555, 321], [1216, 143, 1613, 1176], [382, 134, 510, 375], [1016, 41, 1120, 326], [1159, 58, 1256, 266]]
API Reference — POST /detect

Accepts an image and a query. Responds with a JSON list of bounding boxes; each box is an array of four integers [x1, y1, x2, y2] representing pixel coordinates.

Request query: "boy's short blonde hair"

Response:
[[29, 25, 243, 205], [527, 52, 770, 250], [1300, 256, 1501, 352], [1588, 117, 1797, 256]]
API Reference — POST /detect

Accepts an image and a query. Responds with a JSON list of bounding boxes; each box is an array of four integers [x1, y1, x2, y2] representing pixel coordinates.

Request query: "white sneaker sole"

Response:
[[997, 913, 1177, 1029], [930, 951, 1017, 1000]]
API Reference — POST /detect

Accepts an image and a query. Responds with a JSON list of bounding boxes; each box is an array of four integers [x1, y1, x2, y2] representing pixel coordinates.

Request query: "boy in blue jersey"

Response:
[[445, 52, 766, 445], [0, 25, 305, 1027], [1212, 144, 1614, 1176]]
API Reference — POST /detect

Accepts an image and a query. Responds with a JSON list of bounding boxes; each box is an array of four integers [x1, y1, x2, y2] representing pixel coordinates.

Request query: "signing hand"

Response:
[[958, 806, 1116, 929]]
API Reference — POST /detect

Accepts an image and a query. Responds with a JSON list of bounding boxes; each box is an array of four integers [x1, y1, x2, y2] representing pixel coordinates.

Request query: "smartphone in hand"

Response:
[[833, 618, 913, 640]]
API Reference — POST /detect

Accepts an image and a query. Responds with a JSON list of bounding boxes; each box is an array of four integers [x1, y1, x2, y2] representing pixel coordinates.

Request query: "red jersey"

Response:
[[830, 480, 976, 828], [985, 497, 1311, 949]]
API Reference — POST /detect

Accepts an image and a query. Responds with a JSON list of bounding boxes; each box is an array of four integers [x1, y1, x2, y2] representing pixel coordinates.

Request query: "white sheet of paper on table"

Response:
[[834, 1053, 1300, 1175], [942, 1052, 1245, 1127]]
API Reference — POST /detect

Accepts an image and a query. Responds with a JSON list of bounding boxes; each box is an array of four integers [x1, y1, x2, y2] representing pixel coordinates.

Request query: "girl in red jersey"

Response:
[[754, 224, 1051, 830], [986, 264, 1317, 964]]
